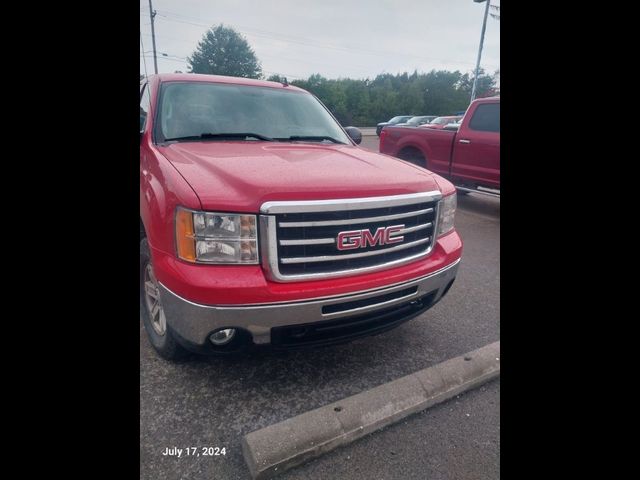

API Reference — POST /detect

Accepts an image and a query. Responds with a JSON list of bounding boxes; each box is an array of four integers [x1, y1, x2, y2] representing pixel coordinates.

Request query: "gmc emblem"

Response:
[[337, 225, 405, 251]]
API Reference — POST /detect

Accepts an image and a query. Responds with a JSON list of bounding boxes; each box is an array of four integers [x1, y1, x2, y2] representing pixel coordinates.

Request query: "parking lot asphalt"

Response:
[[140, 135, 500, 480], [358, 133, 382, 151]]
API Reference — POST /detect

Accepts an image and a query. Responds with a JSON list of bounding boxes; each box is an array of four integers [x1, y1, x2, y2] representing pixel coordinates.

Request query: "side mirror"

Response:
[[344, 126, 362, 145]]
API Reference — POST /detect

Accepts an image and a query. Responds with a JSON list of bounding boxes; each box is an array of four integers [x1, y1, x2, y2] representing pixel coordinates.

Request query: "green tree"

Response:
[[188, 24, 262, 79], [422, 70, 466, 114], [238, 67, 497, 125], [458, 68, 496, 99]]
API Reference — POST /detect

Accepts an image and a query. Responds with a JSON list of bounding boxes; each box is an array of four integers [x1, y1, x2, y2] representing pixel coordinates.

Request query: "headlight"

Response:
[[176, 208, 258, 264], [437, 193, 456, 237]]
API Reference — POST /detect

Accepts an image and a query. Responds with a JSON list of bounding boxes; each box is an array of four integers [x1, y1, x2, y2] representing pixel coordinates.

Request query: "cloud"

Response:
[[141, 0, 500, 79]]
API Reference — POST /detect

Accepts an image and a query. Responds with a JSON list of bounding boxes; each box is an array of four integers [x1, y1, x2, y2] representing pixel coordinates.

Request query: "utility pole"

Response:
[[148, 0, 158, 74], [471, 0, 490, 102]]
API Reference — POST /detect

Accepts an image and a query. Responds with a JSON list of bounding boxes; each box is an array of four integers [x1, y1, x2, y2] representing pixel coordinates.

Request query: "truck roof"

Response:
[[143, 73, 306, 92], [473, 96, 500, 103]]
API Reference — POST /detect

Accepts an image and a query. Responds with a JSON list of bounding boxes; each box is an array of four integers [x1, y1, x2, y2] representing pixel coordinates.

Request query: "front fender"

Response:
[[140, 146, 201, 255]]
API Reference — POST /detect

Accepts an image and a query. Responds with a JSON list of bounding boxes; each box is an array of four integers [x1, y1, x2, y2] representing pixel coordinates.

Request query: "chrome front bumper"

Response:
[[159, 258, 460, 347]]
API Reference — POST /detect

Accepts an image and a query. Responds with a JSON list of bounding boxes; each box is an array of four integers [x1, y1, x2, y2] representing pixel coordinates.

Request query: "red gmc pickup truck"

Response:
[[380, 97, 500, 194], [140, 73, 462, 360]]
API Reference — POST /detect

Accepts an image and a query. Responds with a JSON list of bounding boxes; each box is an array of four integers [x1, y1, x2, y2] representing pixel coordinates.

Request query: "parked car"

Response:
[[395, 115, 438, 127], [376, 115, 413, 136], [443, 120, 461, 130], [380, 97, 499, 193], [420, 116, 463, 129], [140, 73, 462, 360]]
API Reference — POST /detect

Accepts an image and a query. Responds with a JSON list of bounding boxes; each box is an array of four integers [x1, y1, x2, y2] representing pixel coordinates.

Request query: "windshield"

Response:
[[431, 117, 452, 125], [389, 116, 412, 124], [157, 82, 351, 144], [407, 116, 430, 125]]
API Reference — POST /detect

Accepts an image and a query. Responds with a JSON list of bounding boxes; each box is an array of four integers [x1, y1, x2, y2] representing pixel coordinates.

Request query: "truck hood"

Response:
[[158, 141, 441, 212]]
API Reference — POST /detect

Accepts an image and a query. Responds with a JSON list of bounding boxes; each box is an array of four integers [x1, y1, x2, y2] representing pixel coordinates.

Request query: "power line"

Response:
[[140, 31, 196, 45], [263, 70, 305, 80], [142, 48, 187, 61], [147, 10, 499, 70], [140, 54, 187, 64], [147, 0, 158, 74], [141, 33, 381, 76], [140, 31, 149, 78], [140, 43, 378, 79], [140, 9, 498, 77]]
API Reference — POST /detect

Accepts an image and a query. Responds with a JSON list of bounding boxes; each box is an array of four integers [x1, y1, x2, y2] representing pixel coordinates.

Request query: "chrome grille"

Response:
[[260, 192, 442, 282]]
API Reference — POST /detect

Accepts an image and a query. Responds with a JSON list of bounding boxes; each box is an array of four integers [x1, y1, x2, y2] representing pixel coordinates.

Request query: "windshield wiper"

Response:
[[164, 133, 275, 142], [276, 135, 346, 144]]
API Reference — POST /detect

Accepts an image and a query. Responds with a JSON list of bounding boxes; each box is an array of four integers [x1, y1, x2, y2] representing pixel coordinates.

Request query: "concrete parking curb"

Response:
[[242, 341, 500, 479]]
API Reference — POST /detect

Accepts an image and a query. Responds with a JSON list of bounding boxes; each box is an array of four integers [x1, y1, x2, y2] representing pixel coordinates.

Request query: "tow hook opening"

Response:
[[289, 327, 309, 339]]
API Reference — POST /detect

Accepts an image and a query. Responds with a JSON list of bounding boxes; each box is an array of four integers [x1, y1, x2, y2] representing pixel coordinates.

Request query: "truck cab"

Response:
[[380, 97, 500, 193]]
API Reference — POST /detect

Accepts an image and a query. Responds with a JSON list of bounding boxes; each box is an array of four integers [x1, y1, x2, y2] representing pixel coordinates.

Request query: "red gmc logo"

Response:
[[337, 225, 405, 250]]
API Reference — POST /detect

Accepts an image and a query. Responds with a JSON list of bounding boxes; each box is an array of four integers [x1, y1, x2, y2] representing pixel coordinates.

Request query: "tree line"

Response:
[[270, 70, 497, 126], [143, 24, 499, 126]]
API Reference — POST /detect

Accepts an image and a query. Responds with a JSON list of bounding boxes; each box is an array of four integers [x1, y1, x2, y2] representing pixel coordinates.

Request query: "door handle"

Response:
[[459, 139, 471, 144]]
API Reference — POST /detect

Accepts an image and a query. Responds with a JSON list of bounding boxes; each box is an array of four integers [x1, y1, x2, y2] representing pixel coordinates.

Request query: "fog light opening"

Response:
[[209, 328, 236, 346]]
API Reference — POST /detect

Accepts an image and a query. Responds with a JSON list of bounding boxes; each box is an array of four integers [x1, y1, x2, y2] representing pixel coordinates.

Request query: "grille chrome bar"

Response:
[[398, 222, 432, 234], [261, 190, 443, 214], [281, 237, 431, 264], [260, 192, 442, 282], [279, 238, 335, 246], [278, 208, 433, 228], [321, 290, 420, 319], [278, 223, 432, 246]]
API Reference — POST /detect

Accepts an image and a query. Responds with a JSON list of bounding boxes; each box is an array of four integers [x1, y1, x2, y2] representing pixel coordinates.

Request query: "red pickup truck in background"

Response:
[[380, 97, 500, 194], [140, 73, 462, 360]]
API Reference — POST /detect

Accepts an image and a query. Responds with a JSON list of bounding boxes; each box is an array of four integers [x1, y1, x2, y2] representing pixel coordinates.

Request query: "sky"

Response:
[[140, 0, 500, 81]]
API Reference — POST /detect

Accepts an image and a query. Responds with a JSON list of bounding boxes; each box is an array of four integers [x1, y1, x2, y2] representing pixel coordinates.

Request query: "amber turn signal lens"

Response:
[[176, 208, 196, 262]]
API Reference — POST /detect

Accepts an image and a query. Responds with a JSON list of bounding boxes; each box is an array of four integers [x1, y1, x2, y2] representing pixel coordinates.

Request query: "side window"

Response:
[[140, 84, 151, 133], [468, 103, 500, 133]]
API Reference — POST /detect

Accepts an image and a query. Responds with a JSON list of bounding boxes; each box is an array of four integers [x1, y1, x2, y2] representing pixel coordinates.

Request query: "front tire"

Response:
[[140, 238, 187, 360]]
